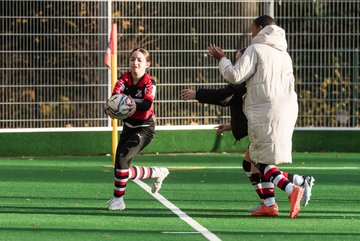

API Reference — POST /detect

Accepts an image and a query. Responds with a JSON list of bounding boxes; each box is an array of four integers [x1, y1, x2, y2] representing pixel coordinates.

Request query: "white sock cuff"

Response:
[[264, 197, 276, 207], [285, 183, 294, 195]]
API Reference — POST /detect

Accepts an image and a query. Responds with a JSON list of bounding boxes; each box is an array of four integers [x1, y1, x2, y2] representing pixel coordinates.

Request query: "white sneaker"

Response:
[[108, 197, 126, 211], [300, 176, 315, 206], [151, 168, 169, 193]]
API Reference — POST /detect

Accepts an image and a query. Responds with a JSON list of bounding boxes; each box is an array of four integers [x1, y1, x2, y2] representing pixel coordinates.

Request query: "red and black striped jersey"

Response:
[[112, 72, 156, 127]]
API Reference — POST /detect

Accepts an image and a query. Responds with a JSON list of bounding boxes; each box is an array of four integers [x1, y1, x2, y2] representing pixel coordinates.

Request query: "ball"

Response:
[[106, 93, 134, 120]]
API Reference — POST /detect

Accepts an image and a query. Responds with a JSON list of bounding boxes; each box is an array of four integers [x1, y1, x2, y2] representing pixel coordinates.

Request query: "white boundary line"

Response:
[[1, 125, 359, 133], [164, 166, 360, 170], [133, 179, 221, 241], [104, 165, 360, 170], [0, 125, 217, 133]]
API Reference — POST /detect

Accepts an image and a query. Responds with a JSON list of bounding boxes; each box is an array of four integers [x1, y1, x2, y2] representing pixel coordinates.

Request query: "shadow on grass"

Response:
[[0, 227, 359, 237], [0, 227, 176, 234], [1, 205, 359, 220], [0, 205, 174, 217], [0, 195, 109, 201]]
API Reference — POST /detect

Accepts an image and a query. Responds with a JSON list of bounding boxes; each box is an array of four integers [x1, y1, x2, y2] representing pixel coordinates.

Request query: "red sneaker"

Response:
[[289, 185, 304, 218], [251, 203, 279, 217]]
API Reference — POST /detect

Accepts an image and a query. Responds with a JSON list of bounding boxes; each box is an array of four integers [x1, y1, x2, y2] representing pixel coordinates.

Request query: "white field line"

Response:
[[164, 166, 360, 170], [104, 165, 360, 170], [133, 179, 221, 241]]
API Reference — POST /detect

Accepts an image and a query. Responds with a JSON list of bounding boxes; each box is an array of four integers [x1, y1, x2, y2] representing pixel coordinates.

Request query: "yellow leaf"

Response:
[[334, 69, 341, 78], [122, 20, 131, 30], [22, 90, 36, 101], [80, 3, 87, 16], [60, 96, 69, 102], [66, 20, 77, 29]]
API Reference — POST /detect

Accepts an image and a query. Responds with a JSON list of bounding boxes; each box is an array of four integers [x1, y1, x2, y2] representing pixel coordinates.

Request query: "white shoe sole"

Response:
[[108, 198, 126, 211], [108, 206, 126, 211]]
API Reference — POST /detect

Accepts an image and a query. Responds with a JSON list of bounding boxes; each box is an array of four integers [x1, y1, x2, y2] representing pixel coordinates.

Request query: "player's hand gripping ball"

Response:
[[105, 94, 135, 120]]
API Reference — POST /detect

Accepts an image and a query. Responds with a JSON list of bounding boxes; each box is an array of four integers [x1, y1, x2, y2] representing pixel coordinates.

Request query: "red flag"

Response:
[[105, 24, 117, 69], [104, 48, 111, 69]]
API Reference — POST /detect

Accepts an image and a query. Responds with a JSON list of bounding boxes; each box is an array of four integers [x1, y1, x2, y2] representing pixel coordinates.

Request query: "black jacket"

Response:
[[195, 83, 248, 141]]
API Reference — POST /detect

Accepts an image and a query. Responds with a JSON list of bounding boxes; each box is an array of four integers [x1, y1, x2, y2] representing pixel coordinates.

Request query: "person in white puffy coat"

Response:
[[208, 15, 304, 218]]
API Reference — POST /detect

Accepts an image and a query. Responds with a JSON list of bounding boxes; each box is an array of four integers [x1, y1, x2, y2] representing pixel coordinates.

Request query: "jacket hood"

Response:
[[251, 25, 288, 51]]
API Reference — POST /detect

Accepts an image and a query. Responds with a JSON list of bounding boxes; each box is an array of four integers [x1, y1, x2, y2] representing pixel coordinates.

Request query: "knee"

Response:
[[242, 159, 251, 172], [257, 163, 266, 173], [244, 149, 251, 161], [116, 134, 142, 169], [116, 154, 130, 169]]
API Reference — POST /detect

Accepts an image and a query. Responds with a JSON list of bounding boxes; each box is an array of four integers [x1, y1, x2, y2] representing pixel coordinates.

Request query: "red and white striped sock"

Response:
[[114, 169, 129, 198], [129, 166, 153, 180], [282, 171, 305, 186], [259, 172, 276, 207], [260, 164, 294, 196]]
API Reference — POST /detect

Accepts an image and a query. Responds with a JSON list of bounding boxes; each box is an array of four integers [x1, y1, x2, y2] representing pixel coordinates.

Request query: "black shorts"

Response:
[[115, 125, 155, 168]]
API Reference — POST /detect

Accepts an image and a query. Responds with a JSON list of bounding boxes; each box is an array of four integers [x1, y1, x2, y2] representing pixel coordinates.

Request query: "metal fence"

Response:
[[277, 0, 359, 127], [1, 0, 359, 129]]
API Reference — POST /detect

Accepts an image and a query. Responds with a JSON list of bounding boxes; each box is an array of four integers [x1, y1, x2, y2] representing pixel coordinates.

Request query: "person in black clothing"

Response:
[[180, 49, 315, 215], [181, 82, 248, 141]]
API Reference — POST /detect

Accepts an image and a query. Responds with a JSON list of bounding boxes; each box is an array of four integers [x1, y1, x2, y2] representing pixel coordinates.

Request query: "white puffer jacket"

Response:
[[218, 25, 298, 164]]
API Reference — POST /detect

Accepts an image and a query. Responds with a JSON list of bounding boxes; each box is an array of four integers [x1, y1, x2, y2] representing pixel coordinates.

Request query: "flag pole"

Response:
[[110, 24, 118, 166], [106, 0, 118, 166]]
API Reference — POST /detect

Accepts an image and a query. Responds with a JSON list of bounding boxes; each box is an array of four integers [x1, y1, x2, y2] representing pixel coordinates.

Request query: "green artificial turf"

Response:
[[0, 153, 359, 241]]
